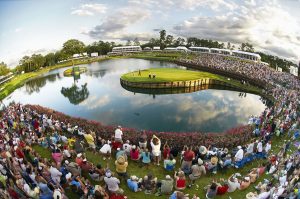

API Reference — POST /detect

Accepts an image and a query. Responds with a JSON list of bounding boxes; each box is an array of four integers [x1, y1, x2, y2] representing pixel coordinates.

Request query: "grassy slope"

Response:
[[121, 68, 261, 94], [32, 132, 293, 199], [121, 68, 220, 82]]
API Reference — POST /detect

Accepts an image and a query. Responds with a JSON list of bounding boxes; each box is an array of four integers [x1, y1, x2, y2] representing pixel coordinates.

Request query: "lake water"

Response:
[[4, 58, 266, 132]]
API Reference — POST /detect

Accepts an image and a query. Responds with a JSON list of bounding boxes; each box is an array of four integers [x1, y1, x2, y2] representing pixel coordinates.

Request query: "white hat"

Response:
[[237, 146, 242, 149], [77, 153, 82, 158], [244, 177, 250, 181], [131, 175, 138, 181], [66, 172, 72, 180], [14, 146, 18, 150], [117, 148, 120, 151], [105, 171, 112, 177], [74, 126, 78, 129], [198, 158, 203, 165], [83, 158, 87, 162], [65, 160, 69, 165], [166, 175, 171, 180], [126, 140, 130, 143], [132, 145, 136, 149]]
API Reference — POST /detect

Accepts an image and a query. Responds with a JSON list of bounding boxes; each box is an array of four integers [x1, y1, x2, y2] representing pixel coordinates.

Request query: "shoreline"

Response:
[[0, 56, 111, 100], [26, 104, 254, 149]]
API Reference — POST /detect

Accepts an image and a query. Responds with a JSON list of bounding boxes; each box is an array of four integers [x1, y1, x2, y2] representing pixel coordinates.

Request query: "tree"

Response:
[[62, 39, 85, 57], [226, 42, 231, 49], [165, 35, 174, 46], [44, 53, 58, 66], [126, 39, 132, 46], [133, 38, 140, 46], [31, 54, 46, 69], [19, 56, 32, 72], [159, 29, 166, 49], [85, 41, 113, 55], [173, 37, 185, 46], [0, 62, 10, 76]]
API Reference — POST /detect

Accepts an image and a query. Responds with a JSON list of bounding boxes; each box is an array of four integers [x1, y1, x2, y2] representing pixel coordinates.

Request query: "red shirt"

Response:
[[183, 150, 195, 161], [176, 179, 186, 188], [112, 141, 122, 150], [16, 148, 25, 159], [217, 184, 228, 195], [163, 148, 170, 159], [75, 157, 83, 166], [130, 149, 139, 160], [109, 194, 126, 199]]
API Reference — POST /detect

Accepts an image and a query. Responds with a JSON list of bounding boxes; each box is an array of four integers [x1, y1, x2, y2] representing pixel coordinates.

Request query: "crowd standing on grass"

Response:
[[0, 54, 299, 198]]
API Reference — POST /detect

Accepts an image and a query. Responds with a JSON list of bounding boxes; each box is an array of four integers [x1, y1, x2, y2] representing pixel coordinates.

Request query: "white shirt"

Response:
[[100, 144, 111, 154], [49, 166, 62, 184], [272, 187, 285, 199], [123, 143, 132, 154], [247, 143, 254, 154], [61, 136, 68, 143], [63, 149, 71, 158], [258, 191, 270, 199], [104, 177, 120, 192], [257, 142, 263, 152], [114, 128, 123, 139], [265, 143, 271, 153], [151, 140, 161, 154], [227, 179, 240, 192], [279, 175, 287, 186], [235, 149, 244, 161]]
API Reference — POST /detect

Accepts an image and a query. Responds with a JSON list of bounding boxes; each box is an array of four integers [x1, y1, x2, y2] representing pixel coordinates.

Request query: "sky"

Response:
[[0, 0, 299, 67]]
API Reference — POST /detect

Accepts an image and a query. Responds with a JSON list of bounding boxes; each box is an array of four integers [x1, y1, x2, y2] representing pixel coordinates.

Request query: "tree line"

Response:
[[0, 30, 297, 75]]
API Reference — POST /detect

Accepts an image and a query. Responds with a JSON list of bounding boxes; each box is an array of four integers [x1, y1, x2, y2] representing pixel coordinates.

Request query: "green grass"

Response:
[[121, 68, 261, 94], [121, 68, 227, 83], [63, 67, 87, 76], [31, 132, 292, 199]]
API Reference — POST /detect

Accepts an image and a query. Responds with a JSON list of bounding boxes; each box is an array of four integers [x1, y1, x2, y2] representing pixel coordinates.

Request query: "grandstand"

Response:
[[110, 46, 142, 54], [189, 47, 261, 62]]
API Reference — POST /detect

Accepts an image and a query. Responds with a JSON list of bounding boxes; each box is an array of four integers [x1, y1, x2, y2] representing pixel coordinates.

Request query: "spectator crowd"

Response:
[[0, 53, 299, 198]]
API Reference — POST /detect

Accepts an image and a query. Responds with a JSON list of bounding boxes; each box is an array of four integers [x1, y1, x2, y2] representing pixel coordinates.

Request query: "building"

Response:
[[82, 52, 88, 57], [91, 52, 99, 57], [219, 49, 231, 55], [143, 47, 152, 52], [189, 46, 261, 62], [290, 65, 298, 76], [231, 50, 261, 62], [210, 48, 220, 54], [176, 46, 189, 52], [163, 47, 177, 52], [189, 47, 210, 53], [153, 46, 161, 51], [111, 46, 142, 54]]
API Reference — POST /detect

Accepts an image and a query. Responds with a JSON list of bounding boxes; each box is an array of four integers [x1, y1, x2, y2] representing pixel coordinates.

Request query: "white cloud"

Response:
[[71, 3, 107, 16], [71, 9, 94, 16], [177, 0, 237, 11], [79, 95, 110, 109], [129, 0, 237, 11], [86, 7, 151, 40], [173, 0, 300, 63]]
